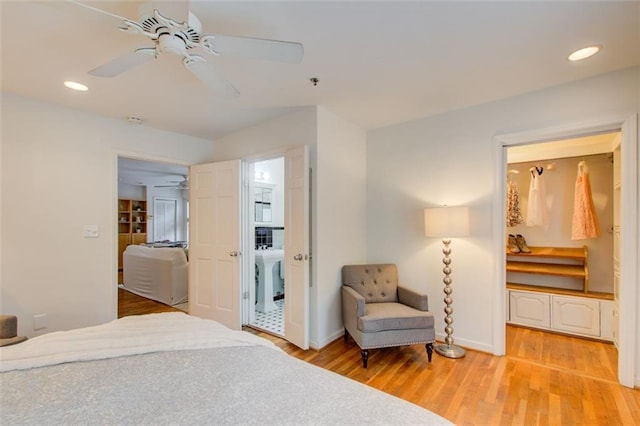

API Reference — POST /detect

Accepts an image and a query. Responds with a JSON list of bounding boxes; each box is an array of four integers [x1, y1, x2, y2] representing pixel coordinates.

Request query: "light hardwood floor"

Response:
[[118, 289, 640, 425]]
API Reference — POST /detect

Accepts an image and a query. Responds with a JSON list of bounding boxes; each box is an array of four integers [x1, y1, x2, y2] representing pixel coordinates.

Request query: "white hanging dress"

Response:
[[526, 166, 549, 228]]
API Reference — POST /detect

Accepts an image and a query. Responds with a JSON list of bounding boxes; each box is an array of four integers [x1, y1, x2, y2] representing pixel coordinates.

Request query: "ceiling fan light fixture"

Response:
[[568, 45, 601, 62], [64, 81, 88, 91]]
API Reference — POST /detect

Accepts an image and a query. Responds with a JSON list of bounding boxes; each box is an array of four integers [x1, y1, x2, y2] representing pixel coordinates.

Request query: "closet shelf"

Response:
[[507, 246, 586, 259], [507, 261, 585, 278], [506, 245, 589, 293]]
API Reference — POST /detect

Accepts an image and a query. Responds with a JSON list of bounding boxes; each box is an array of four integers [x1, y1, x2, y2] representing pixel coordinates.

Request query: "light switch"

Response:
[[83, 225, 99, 238]]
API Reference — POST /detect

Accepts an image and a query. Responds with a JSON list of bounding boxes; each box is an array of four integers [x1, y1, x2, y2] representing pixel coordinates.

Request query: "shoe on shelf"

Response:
[[516, 234, 531, 253], [508, 234, 520, 253]]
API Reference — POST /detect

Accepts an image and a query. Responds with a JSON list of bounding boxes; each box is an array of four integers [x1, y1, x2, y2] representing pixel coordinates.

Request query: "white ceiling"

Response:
[[118, 157, 188, 186], [2, 0, 639, 145]]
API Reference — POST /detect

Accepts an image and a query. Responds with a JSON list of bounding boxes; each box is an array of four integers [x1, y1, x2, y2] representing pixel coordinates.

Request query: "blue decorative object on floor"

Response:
[[252, 299, 284, 336]]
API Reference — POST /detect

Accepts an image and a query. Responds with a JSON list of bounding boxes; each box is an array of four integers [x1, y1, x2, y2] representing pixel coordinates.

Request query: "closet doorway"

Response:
[[494, 115, 638, 388], [504, 133, 619, 381]]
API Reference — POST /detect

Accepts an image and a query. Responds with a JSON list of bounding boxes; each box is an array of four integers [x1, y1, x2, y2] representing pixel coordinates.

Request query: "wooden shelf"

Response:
[[506, 245, 589, 293], [117, 199, 147, 273], [506, 261, 585, 279], [507, 246, 586, 259]]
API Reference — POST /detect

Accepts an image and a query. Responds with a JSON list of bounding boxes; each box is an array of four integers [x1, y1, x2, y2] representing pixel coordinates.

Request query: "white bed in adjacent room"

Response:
[[0, 313, 451, 425]]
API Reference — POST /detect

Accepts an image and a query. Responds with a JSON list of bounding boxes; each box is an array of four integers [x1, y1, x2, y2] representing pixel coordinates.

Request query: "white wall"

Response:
[[0, 94, 215, 338], [314, 106, 368, 347], [366, 67, 639, 356], [213, 107, 318, 162]]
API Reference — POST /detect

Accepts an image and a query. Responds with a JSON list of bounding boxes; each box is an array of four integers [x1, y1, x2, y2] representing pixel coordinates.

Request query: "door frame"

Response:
[[113, 153, 191, 317], [241, 152, 286, 327], [492, 114, 638, 387]]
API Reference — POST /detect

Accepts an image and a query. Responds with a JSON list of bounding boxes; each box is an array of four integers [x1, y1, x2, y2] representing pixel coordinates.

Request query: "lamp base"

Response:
[[434, 343, 466, 359]]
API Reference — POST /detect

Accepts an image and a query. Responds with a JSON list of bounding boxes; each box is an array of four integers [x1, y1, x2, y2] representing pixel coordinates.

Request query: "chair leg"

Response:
[[361, 349, 369, 368], [426, 343, 433, 362], [344, 329, 349, 342]]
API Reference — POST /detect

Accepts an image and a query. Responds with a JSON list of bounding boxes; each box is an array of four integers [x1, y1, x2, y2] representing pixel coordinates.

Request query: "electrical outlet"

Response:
[[33, 314, 47, 331]]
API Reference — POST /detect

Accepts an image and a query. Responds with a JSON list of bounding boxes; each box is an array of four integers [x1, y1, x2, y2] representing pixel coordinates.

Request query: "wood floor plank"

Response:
[[118, 292, 640, 425]]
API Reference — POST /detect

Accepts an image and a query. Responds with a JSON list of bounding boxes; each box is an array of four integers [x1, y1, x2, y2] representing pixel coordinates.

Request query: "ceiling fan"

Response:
[[72, 0, 304, 98], [155, 176, 189, 190]]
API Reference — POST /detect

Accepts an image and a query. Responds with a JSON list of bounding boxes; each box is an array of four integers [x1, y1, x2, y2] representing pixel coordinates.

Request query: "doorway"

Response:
[[246, 157, 286, 336], [493, 115, 638, 387], [504, 132, 619, 381], [116, 156, 189, 298], [189, 146, 310, 349]]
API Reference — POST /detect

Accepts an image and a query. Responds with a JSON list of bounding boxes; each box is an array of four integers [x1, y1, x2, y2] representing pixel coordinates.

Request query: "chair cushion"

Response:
[[358, 302, 434, 333], [342, 264, 399, 303]]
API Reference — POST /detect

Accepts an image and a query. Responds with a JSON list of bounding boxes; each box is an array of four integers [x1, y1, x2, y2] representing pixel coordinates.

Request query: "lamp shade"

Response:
[[424, 206, 469, 238]]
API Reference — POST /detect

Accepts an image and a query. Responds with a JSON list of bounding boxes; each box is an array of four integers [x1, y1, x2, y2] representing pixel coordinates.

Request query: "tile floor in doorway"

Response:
[[252, 299, 284, 336]]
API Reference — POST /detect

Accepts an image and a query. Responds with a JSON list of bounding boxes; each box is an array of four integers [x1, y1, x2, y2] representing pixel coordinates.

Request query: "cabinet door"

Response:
[[551, 296, 600, 337], [509, 291, 550, 328], [118, 234, 132, 269], [132, 233, 146, 245]]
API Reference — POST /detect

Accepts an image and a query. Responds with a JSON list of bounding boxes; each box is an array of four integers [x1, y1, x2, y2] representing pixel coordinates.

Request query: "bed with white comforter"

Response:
[[0, 313, 450, 425]]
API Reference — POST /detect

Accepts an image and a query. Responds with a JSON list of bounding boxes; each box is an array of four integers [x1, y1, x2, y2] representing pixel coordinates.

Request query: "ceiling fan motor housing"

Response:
[[140, 9, 202, 48]]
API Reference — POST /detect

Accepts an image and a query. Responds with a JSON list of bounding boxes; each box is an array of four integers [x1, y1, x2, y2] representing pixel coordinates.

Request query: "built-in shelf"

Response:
[[507, 246, 589, 292], [117, 199, 147, 284]]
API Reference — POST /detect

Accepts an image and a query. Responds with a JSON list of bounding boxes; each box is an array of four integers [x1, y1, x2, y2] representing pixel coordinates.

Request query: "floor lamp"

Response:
[[424, 206, 469, 359]]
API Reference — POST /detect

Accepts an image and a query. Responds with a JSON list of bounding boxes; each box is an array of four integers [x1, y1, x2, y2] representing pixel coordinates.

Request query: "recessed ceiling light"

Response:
[[568, 45, 601, 62], [63, 81, 88, 91]]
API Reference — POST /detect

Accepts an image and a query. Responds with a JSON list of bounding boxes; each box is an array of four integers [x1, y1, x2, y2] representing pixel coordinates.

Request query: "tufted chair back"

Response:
[[342, 264, 399, 304]]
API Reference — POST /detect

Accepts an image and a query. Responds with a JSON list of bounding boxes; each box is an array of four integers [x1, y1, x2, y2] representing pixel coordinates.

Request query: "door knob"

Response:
[[293, 253, 304, 261], [229, 251, 240, 257]]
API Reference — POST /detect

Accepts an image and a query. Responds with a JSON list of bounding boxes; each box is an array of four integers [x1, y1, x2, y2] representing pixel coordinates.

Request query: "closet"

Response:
[[505, 133, 619, 342]]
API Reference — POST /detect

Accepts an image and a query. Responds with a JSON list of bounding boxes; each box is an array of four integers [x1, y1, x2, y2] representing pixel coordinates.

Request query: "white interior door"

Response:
[[153, 197, 177, 241], [284, 146, 310, 349], [188, 160, 242, 330]]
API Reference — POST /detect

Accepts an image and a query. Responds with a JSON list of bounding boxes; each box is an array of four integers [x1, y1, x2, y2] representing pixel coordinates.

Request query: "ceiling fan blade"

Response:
[[183, 57, 239, 99], [67, 0, 130, 22], [89, 48, 155, 77], [144, 0, 190, 25], [201, 34, 304, 64]]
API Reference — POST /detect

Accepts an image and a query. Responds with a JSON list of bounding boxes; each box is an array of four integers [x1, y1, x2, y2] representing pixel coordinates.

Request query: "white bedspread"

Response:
[[0, 312, 277, 372], [1, 313, 452, 425]]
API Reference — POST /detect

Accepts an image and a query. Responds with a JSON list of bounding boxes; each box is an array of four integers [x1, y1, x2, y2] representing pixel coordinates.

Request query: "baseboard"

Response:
[[435, 332, 494, 354], [310, 329, 344, 351]]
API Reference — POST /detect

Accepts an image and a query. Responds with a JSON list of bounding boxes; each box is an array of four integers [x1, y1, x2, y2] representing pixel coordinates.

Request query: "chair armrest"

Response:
[[398, 286, 429, 311], [342, 286, 366, 337], [342, 286, 365, 317]]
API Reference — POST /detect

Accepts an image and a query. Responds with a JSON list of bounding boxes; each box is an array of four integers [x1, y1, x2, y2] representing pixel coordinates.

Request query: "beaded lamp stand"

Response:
[[433, 239, 466, 359]]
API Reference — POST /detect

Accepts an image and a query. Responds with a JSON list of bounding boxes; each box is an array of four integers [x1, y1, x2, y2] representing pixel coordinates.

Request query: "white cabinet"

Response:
[[509, 291, 550, 328], [508, 289, 613, 341], [551, 295, 599, 337]]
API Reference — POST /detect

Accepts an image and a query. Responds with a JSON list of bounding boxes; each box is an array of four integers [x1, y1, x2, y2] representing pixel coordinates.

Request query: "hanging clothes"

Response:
[[526, 166, 549, 228], [506, 176, 523, 227], [572, 160, 600, 240]]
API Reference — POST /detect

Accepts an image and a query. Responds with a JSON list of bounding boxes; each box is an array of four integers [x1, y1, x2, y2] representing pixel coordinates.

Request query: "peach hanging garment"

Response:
[[571, 160, 600, 240]]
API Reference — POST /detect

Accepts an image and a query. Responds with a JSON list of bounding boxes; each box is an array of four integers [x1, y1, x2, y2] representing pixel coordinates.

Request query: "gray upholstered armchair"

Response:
[[341, 264, 435, 368]]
